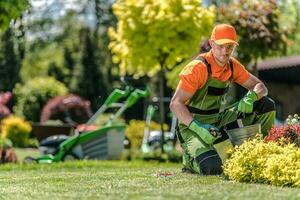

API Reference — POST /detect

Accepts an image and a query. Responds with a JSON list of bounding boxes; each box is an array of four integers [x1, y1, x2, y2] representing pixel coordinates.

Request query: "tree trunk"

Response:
[[158, 66, 165, 153]]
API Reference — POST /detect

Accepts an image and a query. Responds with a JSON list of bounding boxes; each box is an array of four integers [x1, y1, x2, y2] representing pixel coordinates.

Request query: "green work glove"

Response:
[[238, 91, 258, 113], [188, 119, 220, 145]]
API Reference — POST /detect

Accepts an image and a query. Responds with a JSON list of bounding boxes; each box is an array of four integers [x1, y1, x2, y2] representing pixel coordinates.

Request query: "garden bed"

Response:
[[31, 123, 74, 141]]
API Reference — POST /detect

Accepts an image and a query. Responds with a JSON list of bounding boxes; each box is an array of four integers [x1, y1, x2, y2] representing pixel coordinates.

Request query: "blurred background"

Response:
[[0, 0, 300, 159]]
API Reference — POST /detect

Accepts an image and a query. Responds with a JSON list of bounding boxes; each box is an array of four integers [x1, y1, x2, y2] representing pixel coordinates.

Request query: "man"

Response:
[[169, 24, 276, 175]]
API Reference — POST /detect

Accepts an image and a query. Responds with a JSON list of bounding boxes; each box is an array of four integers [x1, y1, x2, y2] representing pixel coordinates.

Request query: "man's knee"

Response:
[[254, 96, 276, 115], [195, 150, 222, 175]]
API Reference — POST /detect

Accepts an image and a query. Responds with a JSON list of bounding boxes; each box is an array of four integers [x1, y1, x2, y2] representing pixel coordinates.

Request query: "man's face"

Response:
[[210, 41, 236, 65]]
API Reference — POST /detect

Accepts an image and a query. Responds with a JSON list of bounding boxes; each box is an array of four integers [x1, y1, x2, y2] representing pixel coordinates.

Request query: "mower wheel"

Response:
[[24, 156, 37, 164], [62, 153, 78, 161]]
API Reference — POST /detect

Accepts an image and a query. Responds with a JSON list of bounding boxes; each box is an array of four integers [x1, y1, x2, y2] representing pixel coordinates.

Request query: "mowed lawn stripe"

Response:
[[0, 161, 299, 200]]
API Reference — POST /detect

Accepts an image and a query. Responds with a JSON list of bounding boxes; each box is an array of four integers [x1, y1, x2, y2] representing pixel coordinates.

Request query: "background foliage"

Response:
[[125, 119, 168, 149], [20, 1, 119, 112], [0, 0, 298, 124], [13, 77, 68, 122], [0, 0, 29, 30], [165, 0, 299, 89], [108, 0, 215, 76], [217, 0, 288, 71], [1, 115, 32, 147]]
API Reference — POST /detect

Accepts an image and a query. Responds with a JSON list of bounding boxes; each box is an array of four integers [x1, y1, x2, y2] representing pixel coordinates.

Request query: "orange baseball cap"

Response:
[[210, 24, 238, 45]]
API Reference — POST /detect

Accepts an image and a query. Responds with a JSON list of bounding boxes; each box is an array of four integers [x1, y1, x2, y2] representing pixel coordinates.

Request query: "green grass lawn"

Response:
[[13, 148, 41, 161], [0, 160, 300, 200]]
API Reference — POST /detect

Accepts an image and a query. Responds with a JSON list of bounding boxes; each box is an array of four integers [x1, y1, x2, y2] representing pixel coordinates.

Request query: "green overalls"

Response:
[[177, 56, 276, 175]]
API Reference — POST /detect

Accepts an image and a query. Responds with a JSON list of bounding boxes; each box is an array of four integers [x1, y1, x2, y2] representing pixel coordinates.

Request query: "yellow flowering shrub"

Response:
[[223, 138, 300, 187], [109, 0, 215, 77], [263, 145, 300, 187], [1, 116, 32, 147], [125, 120, 168, 149]]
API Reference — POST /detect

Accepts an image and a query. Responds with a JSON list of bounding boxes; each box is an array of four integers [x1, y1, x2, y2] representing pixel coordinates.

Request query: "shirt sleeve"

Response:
[[232, 58, 251, 85], [178, 60, 207, 94]]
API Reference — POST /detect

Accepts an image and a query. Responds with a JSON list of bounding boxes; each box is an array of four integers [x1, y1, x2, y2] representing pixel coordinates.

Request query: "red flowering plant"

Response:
[[40, 94, 93, 125], [265, 114, 300, 147], [0, 92, 12, 119]]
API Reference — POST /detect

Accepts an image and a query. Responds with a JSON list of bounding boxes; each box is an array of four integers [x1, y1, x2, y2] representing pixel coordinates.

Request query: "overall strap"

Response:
[[229, 59, 234, 81], [195, 56, 212, 74], [195, 55, 234, 79]]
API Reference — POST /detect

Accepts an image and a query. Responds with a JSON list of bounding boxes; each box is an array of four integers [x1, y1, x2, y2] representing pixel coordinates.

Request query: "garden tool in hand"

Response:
[[188, 119, 221, 145]]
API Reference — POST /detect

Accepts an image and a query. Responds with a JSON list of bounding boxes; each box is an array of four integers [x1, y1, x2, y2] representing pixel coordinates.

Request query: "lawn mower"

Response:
[[25, 87, 149, 163], [141, 99, 177, 154]]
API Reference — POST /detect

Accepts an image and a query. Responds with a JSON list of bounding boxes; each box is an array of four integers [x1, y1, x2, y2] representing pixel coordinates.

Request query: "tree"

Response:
[[71, 27, 107, 110], [0, 28, 21, 91], [278, 0, 300, 56], [21, 1, 118, 111], [94, 0, 118, 92], [217, 0, 288, 74], [0, 0, 29, 31], [0, 1, 29, 92], [109, 0, 215, 151], [109, 0, 215, 76]]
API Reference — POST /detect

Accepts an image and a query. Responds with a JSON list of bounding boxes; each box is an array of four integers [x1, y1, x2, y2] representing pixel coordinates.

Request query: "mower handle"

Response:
[[125, 88, 149, 108], [104, 87, 131, 107], [86, 87, 130, 125], [105, 88, 149, 126], [145, 105, 156, 122]]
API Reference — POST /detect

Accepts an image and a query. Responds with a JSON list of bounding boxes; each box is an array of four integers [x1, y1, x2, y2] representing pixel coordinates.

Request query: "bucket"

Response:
[[226, 123, 261, 146]]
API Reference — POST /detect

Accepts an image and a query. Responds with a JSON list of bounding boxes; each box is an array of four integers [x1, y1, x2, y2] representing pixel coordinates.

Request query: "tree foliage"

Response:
[[21, 11, 82, 84], [108, 0, 216, 76], [0, 28, 21, 91], [217, 0, 288, 67], [0, 3, 27, 92], [13, 77, 68, 122], [279, 0, 300, 56], [0, 0, 29, 31], [21, 2, 118, 111], [71, 27, 108, 110], [21, 43, 66, 82], [94, 0, 119, 92]]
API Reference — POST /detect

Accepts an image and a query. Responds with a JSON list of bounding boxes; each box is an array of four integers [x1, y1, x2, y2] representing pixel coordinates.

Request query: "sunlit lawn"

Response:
[[13, 148, 41, 162], [0, 158, 300, 200]]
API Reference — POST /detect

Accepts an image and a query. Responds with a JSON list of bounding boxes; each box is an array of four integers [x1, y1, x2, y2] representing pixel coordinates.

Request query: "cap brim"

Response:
[[214, 39, 238, 46]]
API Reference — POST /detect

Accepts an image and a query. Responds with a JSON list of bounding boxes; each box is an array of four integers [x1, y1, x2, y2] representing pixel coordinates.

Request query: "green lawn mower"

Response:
[[25, 87, 149, 163], [141, 102, 178, 154]]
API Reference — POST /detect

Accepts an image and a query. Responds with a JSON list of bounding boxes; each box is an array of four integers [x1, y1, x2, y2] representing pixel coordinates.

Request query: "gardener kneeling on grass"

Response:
[[170, 24, 276, 175]]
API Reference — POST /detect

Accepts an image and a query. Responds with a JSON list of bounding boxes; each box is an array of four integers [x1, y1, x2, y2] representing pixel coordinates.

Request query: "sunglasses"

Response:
[[213, 42, 236, 51]]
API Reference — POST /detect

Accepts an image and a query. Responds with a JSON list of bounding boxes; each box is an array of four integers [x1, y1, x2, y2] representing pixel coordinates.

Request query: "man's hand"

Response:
[[238, 91, 258, 113], [188, 119, 221, 145]]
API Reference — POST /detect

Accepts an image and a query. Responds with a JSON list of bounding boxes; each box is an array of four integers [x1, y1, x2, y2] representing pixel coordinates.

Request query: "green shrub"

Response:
[[43, 120, 64, 126], [223, 138, 300, 187], [26, 138, 40, 148], [142, 149, 182, 163], [125, 120, 168, 149], [121, 148, 182, 163], [0, 137, 12, 148], [1, 116, 32, 147], [93, 113, 125, 126], [13, 76, 68, 122], [286, 114, 300, 125]]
